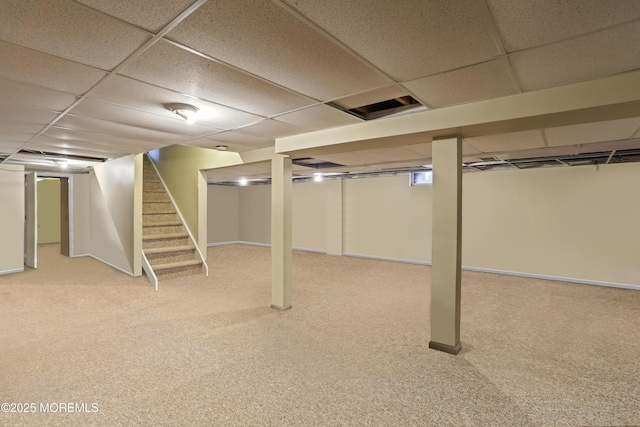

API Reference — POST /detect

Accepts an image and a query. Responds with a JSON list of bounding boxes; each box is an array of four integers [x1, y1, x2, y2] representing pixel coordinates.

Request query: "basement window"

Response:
[[410, 171, 432, 186]]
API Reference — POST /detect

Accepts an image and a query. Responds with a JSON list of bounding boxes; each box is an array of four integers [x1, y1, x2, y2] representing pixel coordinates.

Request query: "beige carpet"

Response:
[[1, 243, 638, 426]]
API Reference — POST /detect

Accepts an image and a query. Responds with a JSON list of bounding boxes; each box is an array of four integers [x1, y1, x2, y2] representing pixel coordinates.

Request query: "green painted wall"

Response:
[[37, 179, 61, 244]]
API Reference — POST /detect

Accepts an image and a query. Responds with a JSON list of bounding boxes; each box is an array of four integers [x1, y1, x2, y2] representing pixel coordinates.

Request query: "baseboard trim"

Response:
[[462, 266, 640, 291], [343, 253, 431, 266], [208, 241, 327, 254], [271, 304, 292, 311], [429, 341, 462, 355], [0, 268, 25, 276]]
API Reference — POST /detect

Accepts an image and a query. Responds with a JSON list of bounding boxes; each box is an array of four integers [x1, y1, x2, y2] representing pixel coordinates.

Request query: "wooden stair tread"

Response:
[[143, 232, 189, 241], [143, 221, 182, 227], [144, 245, 194, 255], [153, 260, 202, 271]]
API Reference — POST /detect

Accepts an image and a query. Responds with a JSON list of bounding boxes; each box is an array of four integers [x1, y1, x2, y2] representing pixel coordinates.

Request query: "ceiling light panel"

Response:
[[284, 0, 501, 81], [0, 0, 150, 70], [511, 21, 640, 91], [0, 77, 77, 111], [166, 0, 389, 101], [0, 40, 108, 95], [119, 40, 315, 117], [465, 130, 545, 153], [403, 58, 518, 108], [275, 104, 362, 130], [545, 118, 640, 147], [75, 0, 197, 33], [487, 0, 640, 52]]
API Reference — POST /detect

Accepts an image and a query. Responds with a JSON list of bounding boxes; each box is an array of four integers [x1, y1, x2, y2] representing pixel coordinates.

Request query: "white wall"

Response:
[[214, 162, 640, 288], [0, 165, 24, 274], [88, 156, 139, 275], [70, 174, 90, 256]]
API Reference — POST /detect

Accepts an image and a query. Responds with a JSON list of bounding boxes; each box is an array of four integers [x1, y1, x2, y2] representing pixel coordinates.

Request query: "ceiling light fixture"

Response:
[[215, 145, 229, 151], [313, 173, 323, 182], [54, 160, 68, 169], [239, 177, 248, 186], [167, 103, 199, 124]]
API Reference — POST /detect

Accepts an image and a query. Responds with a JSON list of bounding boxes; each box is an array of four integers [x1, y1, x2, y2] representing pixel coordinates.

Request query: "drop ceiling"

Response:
[[0, 0, 639, 175]]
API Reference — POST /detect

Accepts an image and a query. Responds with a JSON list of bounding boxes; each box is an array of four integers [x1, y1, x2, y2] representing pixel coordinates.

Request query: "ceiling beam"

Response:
[[275, 70, 640, 157]]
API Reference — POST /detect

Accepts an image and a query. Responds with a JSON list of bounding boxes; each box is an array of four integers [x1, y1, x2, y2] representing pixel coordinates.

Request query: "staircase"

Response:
[[142, 156, 205, 287]]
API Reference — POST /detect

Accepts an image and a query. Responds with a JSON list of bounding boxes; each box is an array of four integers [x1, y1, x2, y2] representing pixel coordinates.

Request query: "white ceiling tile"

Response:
[[405, 142, 432, 157], [463, 141, 482, 156], [54, 115, 188, 144], [120, 40, 314, 117], [487, 0, 640, 52], [0, 141, 24, 154], [286, 0, 500, 81], [0, 40, 107, 95], [495, 146, 580, 160], [311, 152, 378, 166], [276, 105, 362, 130], [71, 99, 223, 137], [403, 59, 518, 108], [512, 21, 640, 91], [356, 147, 427, 162], [579, 138, 640, 154], [193, 131, 274, 150], [545, 118, 640, 147], [76, 0, 197, 32], [167, 0, 388, 101], [87, 75, 262, 129], [465, 130, 545, 153], [0, 104, 58, 125], [331, 85, 411, 110], [374, 160, 432, 170], [239, 120, 308, 139], [42, 127, 168, 152], [0, 77, 77, 111], [26, 142, 125, 159], [34, 133, 149, 154], [0, 0, 150, 70]]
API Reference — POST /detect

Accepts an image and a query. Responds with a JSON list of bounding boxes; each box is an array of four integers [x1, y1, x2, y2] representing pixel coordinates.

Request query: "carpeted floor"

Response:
[[1, 243, 638, 426]]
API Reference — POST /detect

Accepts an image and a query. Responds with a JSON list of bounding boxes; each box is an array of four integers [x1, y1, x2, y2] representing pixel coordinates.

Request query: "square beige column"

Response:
[[326, 179, 343, 256], [271, 155, 292, 310], [429, 136, 462, 355]]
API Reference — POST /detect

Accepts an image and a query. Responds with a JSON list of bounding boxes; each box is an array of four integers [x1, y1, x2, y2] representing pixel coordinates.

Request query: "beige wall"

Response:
[[292, 181, 327, 251], [238, 185, 271, 244], [0, 165, 24, 274], [462, 162, 640, 286], [344, 175, 433, 263], [220, 163, 640, 287], [37, 179, 61, 244], [208, 185, 239, 243]]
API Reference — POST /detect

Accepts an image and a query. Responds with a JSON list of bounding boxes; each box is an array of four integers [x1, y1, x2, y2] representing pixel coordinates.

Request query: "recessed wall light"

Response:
[[167, 103, 199, 124]]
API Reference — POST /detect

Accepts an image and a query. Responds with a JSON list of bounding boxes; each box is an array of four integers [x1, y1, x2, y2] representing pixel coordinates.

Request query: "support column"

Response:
[[429, 136, 462, 355], [326, 179, 343, 256], [271, 155, 292, 310]]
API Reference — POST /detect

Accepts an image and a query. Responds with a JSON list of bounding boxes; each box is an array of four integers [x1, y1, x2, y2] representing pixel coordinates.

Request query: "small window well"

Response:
[[410, 171, 432, 186]]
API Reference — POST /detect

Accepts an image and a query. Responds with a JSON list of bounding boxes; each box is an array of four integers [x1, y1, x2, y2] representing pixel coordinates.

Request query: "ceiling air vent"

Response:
[[330, 95, 424, 121], [292, 158, 344, 169]]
